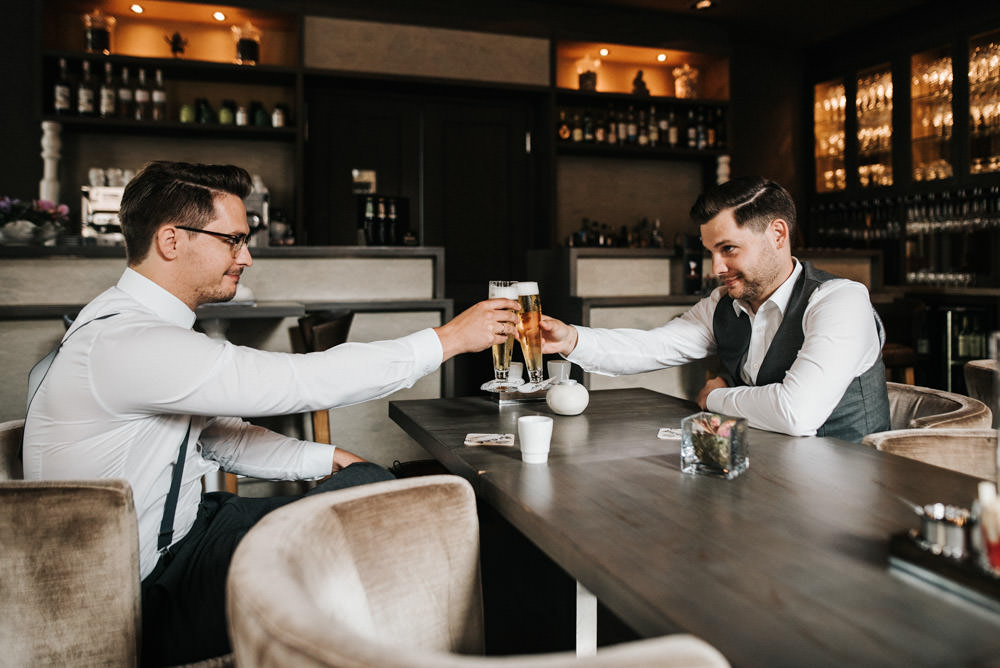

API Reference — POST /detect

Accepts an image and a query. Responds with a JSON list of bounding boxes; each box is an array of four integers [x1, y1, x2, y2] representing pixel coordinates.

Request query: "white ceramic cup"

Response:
[[547, 359, 571, 382], [518, 415, 553, 464], [508, 361, 524, 382]]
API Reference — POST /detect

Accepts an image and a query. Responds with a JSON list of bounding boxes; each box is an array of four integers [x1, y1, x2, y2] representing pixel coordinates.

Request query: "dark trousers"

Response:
[[140, 462, 396, 667]]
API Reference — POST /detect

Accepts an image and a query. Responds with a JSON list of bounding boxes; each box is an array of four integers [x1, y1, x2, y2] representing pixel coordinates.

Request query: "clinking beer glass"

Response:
[[516, 281, 544, 385], [480, 281, 523, 393]]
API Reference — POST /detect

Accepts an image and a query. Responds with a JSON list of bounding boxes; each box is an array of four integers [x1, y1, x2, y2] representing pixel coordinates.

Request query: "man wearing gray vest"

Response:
[[540, 176, 890, 443]]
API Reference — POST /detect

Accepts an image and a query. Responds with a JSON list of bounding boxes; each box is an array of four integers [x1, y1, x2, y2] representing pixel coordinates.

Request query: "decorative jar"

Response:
[[681, 411, 748, 479]]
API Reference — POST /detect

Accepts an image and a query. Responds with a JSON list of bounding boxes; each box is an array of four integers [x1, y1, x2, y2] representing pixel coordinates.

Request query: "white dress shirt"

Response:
[[567, 260, 882, 437], [23, 268, 443, 578]]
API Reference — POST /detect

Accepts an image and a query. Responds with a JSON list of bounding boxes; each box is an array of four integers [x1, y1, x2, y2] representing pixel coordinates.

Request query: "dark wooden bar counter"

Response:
[[390, 388, 1000, 667]]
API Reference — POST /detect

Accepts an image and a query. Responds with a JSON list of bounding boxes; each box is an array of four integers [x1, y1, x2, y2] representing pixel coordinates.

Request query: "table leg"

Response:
[[576, 580, 597, 656]]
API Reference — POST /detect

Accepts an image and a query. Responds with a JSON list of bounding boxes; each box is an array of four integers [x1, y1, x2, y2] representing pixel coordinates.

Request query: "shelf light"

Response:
[[130, 4, 143, 13], [213, 11, 226, 21], [657, 53, 667, 62], [692, 0, 714, 9], [599, 48, 609, 57]]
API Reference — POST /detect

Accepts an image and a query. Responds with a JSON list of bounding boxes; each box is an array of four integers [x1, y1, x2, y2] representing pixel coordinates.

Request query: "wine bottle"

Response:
[[686, 109, 697, 148], [117, 67, 133, 119], [99, 62, 116, 119], [77, 60, 97, 116], [556, 109, 570, 141], [134, 68, 150, 121], [667, 110, 679, 147], [626, 106, 637, 144], [571, 111, 583, 142], [637, 109, 648, 147], [53, 58, 72, 115], [648, 105, 659, 147], [606, 107, 618, 145], [152, 69, 167, 121]]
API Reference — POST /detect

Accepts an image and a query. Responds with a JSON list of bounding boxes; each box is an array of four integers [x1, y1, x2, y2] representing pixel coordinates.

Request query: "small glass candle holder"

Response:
[[681, 412, 748, 479], [83, 9, 116, 56], [673, 64, 699, 99], [232, 22, 261, 66]]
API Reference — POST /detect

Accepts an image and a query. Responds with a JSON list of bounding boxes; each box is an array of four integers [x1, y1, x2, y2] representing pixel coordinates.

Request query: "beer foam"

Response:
[[516, 281, 539, 295], [490, 285, 518, 299]]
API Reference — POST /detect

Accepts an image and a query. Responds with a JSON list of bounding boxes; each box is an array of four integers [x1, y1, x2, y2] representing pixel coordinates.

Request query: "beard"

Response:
[[722, 247, 785, 309], [194, 270, 242, 305]]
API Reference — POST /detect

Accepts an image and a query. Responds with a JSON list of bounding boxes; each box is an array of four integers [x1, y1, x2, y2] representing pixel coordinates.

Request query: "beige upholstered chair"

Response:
[[886, 381, 993, 430], [862, 428, 999, 482], [964, 359, 999, 428], [1, 419, 231, 667], [227, 475, 730, 668]]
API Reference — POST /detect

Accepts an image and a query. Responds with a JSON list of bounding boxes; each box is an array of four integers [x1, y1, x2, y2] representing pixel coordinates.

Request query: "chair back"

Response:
[[964, 359, 999, 428], [886, 381, 992, 430], [298, 310, 354, 353], [0, 419, 25, 480], [862, 428, 999, 482], [0, 478, 141, 666], [228, 476, 731, 668]]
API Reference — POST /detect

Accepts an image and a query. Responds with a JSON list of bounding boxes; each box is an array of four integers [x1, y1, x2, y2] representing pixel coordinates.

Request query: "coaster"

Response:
[[464, 433, 515, 446], [657, 427, 683, 440]]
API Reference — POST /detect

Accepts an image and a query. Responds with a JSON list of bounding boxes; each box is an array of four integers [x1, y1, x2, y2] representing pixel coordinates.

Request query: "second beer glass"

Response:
[[516, 281, 544, 384]]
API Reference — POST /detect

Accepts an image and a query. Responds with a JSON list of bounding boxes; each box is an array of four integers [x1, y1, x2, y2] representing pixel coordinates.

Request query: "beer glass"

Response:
[[516, 281, 544, 385], [480, 280, 523, 392]]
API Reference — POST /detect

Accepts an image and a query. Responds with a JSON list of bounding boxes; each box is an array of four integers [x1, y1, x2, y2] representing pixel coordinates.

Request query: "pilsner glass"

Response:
[[516, 281, 544, 384], [480, 281, 522, 393]]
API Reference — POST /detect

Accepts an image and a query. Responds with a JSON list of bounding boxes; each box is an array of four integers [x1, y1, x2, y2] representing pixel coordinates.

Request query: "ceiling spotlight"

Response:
[[692, 0, 714, 9], [657, 53, 667, 62], [599, 48, 609, 57], [130, 4, 143, 13], [213, 11, 226, 21]]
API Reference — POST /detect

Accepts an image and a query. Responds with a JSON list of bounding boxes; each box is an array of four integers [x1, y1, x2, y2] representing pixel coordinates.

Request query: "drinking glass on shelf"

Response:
[[516, 281, 545, 387], [480, 281, 523, 393]]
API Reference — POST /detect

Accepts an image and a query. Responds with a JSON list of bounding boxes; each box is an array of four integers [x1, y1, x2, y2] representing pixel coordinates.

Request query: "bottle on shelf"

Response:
[[714, 107, 726, 149], [133, 68, 150, 121], [648, 105, 659, 147], [571, 111, 583, 142], [606, 107, 618, 145], [696, 108, 707, 150], [637, 109, 648, 147], [667, 110, 679, 147], [594, 111, 606, 143], [54, 57, 73, 115], [375, 197, 388, 245], [76, 60, 97, 117], [361, 195, 375, 245], [626, 106, 638, 144], [616, 110, 627, 146], [583, 109, 594, 142], [386, 198, 398, 245], [151, 69, 167, 121], [99, 62, 116, 119], [556, 109, 570, 141], [116, 66, 133, 119], [686, 109, 697, 148]]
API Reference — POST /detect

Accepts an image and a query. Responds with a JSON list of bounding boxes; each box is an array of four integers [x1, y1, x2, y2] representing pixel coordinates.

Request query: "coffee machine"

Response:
[[81, 186, 125, 246]]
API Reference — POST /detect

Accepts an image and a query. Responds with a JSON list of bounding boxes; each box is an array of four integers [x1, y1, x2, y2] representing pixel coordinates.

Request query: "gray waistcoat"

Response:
[[712, 261, 890, 443]]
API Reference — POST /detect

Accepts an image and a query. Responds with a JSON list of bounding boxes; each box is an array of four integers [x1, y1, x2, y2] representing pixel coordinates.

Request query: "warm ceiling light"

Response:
[[599, 48, 609, 57], [657, 53, 667, 62], [213, 11, 226, 21], [130, 4, 143, 13], [692, 0, 714, 9]]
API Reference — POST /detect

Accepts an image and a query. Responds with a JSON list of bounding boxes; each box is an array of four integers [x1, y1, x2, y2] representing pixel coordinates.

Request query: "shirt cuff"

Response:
[[403, 327, 444, 379], [564, 326, 590, 364], [300, 442, 338, 478]]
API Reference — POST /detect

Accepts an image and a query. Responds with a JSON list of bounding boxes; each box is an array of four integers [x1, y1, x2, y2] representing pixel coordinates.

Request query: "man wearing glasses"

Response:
[[22, 161, 520, 666]]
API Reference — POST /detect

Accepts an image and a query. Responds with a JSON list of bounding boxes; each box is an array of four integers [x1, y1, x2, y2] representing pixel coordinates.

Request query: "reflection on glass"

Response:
[[814, 79, 846, 193], [911, 47, 953, 182], [969, 29, 1000, 174], [857, 64, 893, 188]]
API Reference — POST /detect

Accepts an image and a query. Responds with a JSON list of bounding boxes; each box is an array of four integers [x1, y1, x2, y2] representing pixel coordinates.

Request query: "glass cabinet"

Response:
[[969, 28, 1000, 174], [911, 47, 954, 181], [813, 79, 846, 192], [856, 63, 893, 188]]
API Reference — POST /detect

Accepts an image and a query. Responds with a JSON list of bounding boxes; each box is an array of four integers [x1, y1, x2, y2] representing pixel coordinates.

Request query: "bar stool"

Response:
[[882, 343, 916, 385]]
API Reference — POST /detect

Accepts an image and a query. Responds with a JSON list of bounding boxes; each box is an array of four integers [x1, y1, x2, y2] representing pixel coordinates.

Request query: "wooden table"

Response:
[[389, 388, 1000, 667]]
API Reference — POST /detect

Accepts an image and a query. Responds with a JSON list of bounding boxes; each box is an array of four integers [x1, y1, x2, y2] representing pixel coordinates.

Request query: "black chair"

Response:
[[290, 310, 354, 444]]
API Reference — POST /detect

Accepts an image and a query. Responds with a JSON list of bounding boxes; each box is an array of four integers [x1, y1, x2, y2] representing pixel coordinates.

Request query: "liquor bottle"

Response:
[[152, 69, 167, 121], [606, 107, 618, 145], [53, 58, 73, 115], [667, 110, 678, 147], [957, 316, 971, 358], [99, 62, 116, 119], [616, 110, 627, 146], [556, 109, 571, 141], [626, 106, 637, 144], [361, 195, 375, 245], [386, 198, 398, 245], [117, 67, 133, 119], [375, 197, 388, 245], [686, 109, 697, 148], [594, 112, 606, 143], [637, 109, 648, 147], [648, 105, 659, 147], [696, 108, 707, 150], [571, 111, 583, 142], [76, 60, 97, 116], [133, 68, 150, 121], [583, 109, 594, 142], [706, 108, 717, 148]]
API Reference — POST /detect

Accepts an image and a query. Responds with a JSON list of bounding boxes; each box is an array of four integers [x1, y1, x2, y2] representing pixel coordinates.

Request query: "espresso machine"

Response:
[[81, 186, 125, 245]]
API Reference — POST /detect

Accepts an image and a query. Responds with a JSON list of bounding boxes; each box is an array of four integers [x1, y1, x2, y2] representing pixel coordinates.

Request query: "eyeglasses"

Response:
[[175, 225, 250, 256]]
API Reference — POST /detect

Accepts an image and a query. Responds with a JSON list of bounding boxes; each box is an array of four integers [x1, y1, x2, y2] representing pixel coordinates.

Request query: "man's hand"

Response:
[[540, 315, 579, 356], [697, 375, 728, 410], [329, 447, 366, 475], [434, 298, 520, 362]]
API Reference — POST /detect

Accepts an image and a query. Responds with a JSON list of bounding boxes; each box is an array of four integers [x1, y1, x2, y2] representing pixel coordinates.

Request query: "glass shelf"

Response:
[[857, 63, 894, 188], [813, 78, 846, 192]]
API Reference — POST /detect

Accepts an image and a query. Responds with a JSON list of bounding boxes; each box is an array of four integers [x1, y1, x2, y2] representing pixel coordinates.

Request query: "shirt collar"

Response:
[[117, 268, 197, 329], [731, 258, 802, 318]]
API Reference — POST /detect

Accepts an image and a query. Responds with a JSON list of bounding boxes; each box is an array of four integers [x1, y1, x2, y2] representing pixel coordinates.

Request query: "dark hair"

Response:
[[689, 176, 796, 236], [119, 161, 253, 264]]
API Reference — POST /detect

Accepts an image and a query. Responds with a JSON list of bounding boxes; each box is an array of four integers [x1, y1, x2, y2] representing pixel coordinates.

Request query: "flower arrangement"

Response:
[[681, 411, 749, 479], [0, 197, 70, 245]]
